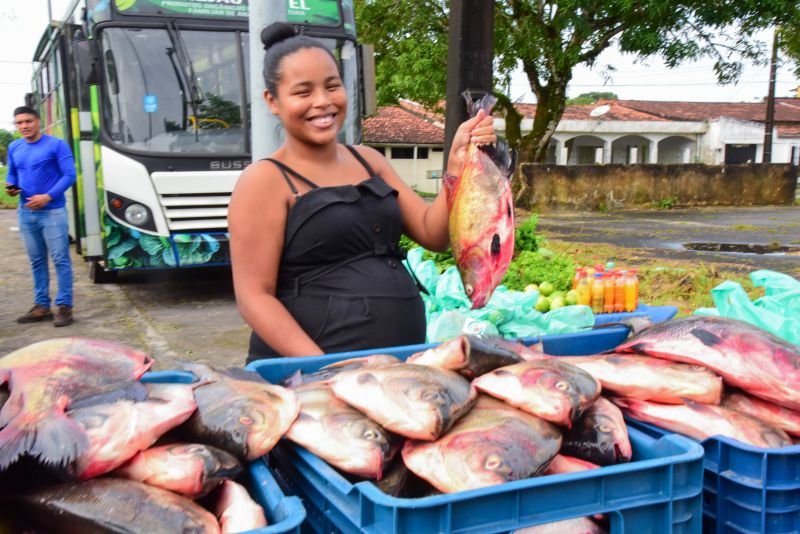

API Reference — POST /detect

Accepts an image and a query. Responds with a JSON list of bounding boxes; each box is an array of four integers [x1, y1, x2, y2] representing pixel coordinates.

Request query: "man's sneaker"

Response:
[[17, 304, 53, 323], [54, 305, 74, 327]]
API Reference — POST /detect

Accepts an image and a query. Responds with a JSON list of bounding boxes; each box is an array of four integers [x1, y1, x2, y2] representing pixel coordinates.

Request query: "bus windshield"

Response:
[[99, 26, 249, 155]]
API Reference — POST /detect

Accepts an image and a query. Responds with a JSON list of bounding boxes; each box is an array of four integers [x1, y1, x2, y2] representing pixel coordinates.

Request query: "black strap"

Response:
[[345, 145, 378, 177], [263, 158, 319, 194]]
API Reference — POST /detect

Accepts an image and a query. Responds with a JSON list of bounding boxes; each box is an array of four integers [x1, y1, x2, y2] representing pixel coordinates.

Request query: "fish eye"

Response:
[[555, 381, 569, 390], [598, 424, 613, 433], [239, 416, 254, 426], [464, 284, 474, 296], [484, 454, 505, 471], [363, 429, 379, 440]]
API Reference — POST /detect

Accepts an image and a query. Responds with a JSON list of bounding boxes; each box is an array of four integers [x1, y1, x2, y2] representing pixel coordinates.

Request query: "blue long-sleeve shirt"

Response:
[[6, 134, 76, 209]]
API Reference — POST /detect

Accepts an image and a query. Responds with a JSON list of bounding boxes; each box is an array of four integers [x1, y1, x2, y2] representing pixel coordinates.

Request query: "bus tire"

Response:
[[89, 259, 118, 284]]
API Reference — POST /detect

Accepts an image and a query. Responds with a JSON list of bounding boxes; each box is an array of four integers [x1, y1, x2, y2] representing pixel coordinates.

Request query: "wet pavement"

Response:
[[536, 206, 800, 275], [0, 205, 797, 368]]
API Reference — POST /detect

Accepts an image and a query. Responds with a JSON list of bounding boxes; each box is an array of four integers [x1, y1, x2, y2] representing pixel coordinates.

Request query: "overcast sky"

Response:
[[0, 1, 797, 131]]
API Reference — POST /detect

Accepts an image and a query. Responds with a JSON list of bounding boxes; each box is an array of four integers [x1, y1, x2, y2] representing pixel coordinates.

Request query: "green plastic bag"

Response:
[[694, 270, 800, 345]]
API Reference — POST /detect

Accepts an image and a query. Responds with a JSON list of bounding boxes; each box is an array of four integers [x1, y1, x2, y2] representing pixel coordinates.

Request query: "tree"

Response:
[[567, 92, 618, 105], [355, 0, 799, 169], [0, 129, 19, 165]]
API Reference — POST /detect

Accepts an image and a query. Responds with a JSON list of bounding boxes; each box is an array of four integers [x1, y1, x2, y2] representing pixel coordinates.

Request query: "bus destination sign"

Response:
[[113, 0, 249, 19], [286, 0, 342, 27]]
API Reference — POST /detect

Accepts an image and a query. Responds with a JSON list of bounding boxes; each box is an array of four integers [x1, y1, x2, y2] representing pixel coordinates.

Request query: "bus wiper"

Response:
[[166, 20, 203, 141]]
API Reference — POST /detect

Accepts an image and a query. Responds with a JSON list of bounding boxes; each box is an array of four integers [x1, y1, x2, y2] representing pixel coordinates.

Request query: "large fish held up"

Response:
[[614, 397, 792, 448], [181, 364, 299, 461], [402, 396, 561, 493], [329, 363, 477, 440], [284, 383, 401, 479], [615, 316, 800, 410], [445, 93, 516, 309], [0, 338, 153, 470]]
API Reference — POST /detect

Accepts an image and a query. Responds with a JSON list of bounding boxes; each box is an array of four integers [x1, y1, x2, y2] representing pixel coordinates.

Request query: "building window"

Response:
[[791, 145, 800, 166], [391, 147, 415, 159], [432, 147, 443, 152], [372, 146, 385, 156]]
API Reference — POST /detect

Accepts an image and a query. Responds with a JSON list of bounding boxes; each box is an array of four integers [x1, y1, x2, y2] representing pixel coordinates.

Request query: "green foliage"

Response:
[[567, 92, 618, 105], [652, 196, 678, 210], [399, 235, 455, 272], [515, 214, 542, 252], [0, 129, 20, 165], [197, 94, 241, 128], [501, 250, 575, 292], [354, 0, 798, 164], [0, 167, 17, 208]]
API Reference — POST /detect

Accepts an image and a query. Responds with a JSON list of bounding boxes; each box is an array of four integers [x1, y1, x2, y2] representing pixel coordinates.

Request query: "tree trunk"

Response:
[[512, 76, 570, 206]]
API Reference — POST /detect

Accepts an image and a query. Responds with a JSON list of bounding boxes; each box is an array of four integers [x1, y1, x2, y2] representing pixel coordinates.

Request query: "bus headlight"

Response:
[[124, 203, 149, 226]]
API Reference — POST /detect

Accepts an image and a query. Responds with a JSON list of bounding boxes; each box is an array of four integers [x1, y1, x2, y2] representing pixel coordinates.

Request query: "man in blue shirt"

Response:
[[5, 106, 77, 326]]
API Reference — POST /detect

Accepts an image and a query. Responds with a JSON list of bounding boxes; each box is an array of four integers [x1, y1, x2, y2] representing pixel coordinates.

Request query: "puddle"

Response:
[[683, 242, 800, 255]]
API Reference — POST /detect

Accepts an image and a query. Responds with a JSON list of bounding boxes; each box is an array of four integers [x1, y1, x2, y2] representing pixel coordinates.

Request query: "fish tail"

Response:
[[0, 410, 89, 469], [461, 91, 497, 117]]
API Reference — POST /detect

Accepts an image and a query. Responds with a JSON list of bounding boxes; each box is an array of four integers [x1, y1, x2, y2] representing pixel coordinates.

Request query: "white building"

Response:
[[362, 98, 800, 190]]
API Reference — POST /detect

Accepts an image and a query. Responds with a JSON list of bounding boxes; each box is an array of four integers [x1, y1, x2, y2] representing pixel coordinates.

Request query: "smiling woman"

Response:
[[227, 22, 498, 363]]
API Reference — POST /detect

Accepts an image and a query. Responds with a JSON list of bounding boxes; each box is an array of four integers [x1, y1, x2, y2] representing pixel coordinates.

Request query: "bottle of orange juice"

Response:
[[603, 272, 615, 313], [572, 268, 584, 290], [591, 273, 604, 313], [576, 270, 591, 306], [625, 269, 639, 312], [614, 270, 625, 312]]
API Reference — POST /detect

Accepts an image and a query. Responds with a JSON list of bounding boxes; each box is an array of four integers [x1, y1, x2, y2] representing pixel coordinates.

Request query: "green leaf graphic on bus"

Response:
[[103, 215, 228, 268]]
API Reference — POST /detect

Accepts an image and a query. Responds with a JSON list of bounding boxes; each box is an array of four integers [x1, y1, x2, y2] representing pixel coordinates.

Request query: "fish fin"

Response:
[[478, 139, 516, 179], [0, 410, 89, 470], [220, 367, 268, 383], [67, 381, 149, 411], [690, 328, 723, 347], [179, 361, 216, 381], [462, 91, 498, 117], [490, 234, 501, 256], [280, 370, 304, 388]]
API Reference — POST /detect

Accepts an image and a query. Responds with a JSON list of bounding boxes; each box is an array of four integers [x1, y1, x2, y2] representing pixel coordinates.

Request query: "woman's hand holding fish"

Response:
[[447, 109, 496, 175]]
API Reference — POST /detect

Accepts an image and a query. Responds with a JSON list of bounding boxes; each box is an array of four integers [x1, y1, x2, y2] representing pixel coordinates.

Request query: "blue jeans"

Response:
[[18, 206, 73, 307]]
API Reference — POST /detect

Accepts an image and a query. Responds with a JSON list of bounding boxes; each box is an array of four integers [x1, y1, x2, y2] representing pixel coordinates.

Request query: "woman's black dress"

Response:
[[246, 146, 426, 362]]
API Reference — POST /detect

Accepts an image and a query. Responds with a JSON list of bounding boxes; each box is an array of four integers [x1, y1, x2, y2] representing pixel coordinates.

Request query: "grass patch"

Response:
[[544, 237, 762, 317], [731, 224, 759, 231], [0, 167, 18, 209]]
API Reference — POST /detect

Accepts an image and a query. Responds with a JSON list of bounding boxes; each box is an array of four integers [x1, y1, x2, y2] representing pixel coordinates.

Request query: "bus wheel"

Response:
[[89, 259, 118, 284]]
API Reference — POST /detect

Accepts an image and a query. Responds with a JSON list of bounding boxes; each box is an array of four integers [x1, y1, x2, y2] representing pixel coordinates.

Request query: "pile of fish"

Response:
[[0, 337, 300, 533], [280, 334, 632, 496], [278, 314, 800, 501]]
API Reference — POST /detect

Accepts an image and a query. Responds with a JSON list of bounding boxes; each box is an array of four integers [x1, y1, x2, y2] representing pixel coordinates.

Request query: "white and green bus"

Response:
[[29, 0, 371, 282]]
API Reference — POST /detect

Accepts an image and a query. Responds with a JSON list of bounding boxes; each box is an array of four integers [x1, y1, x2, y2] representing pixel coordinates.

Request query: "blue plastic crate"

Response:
[[246, 326, 631, 383], [140, 372, 306, 534], [593, 304, 678, 326], [246, 332, 703, 534], [628, 420, 800, 534]]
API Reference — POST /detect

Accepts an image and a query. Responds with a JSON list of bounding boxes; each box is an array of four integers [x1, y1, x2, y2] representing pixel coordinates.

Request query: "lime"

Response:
[[524, 284, 539, 293], [565, 290, 579, 306], [538, 281, 554, 297], [549, 290, 565, 300], [549, 296, 566, 310], [534, 296, 550, 313]]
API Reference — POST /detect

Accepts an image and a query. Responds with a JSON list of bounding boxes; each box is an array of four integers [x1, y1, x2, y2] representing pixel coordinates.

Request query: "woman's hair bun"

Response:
[[261, 22, 298, 50]]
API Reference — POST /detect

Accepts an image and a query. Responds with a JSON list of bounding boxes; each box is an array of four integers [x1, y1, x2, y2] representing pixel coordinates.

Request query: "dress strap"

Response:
[[263, 158, 319, 196], [345, 145, 378, 177]]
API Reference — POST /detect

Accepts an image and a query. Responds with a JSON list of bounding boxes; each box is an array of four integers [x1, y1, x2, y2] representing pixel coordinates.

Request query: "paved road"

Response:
[[1, 205, 797, 369], [536, 206, 800, 275]]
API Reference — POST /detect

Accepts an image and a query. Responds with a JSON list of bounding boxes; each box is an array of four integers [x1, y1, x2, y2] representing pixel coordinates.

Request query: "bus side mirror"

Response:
[[359, 43, 376, 117], [74, 39, 103, 85]]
